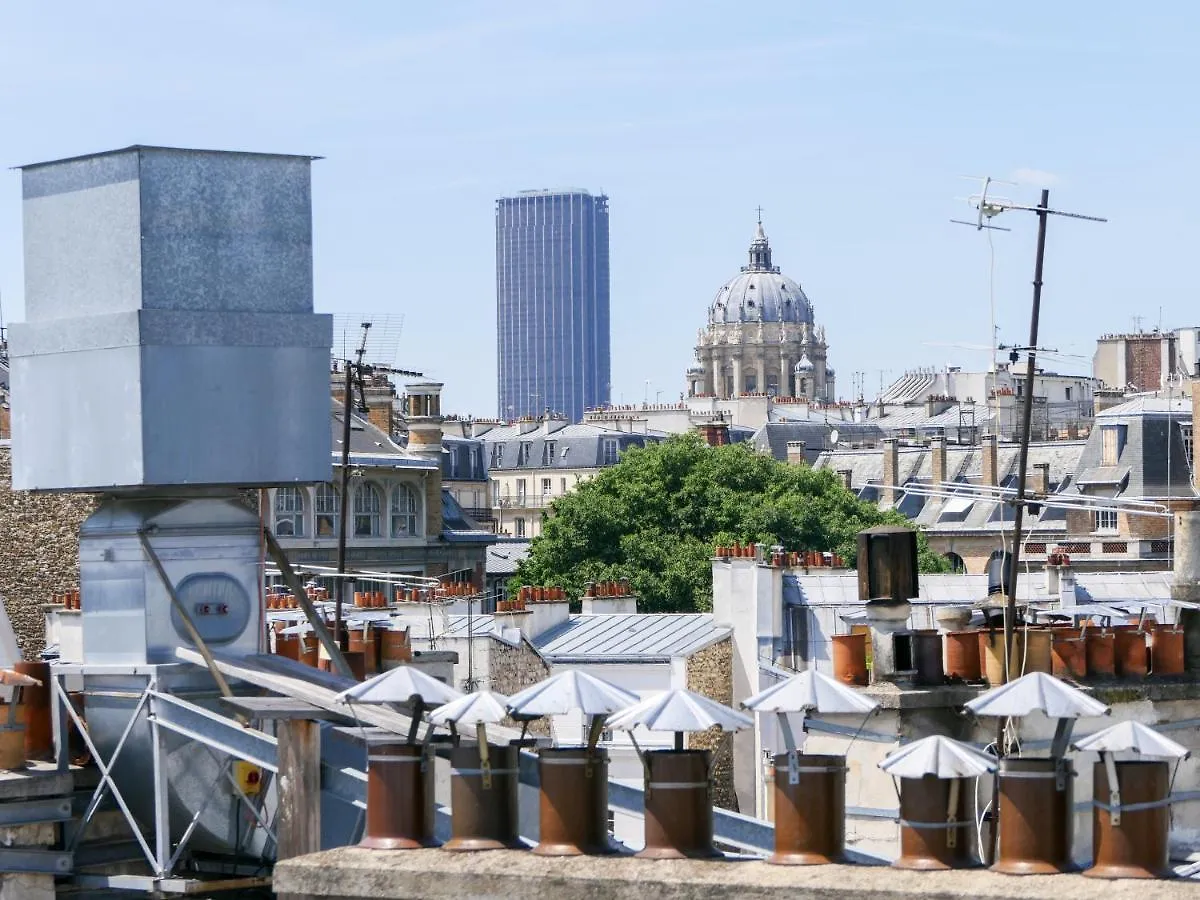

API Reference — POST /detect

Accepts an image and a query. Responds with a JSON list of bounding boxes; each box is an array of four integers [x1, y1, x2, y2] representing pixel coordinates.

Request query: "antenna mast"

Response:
[[954, 182, 1106, 863]]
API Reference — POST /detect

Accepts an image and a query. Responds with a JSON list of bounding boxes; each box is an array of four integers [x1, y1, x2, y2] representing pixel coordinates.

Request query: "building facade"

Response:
[[479, 417, 663, 539], [686, 218, 834, 402], [496, 189, 610, 422], [269, 384, 494, 585], [812, 390, 1200, 574], [1094, 330, 1179, 393]]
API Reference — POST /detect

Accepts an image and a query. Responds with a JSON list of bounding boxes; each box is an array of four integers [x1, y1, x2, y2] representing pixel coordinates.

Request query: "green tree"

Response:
[[512, 434, 947, 613]]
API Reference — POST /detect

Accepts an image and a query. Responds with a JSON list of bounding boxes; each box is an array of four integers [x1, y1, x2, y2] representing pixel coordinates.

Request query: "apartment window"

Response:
[[515, 518, 526, 538], [516, 478, 527, 503], [1094, 509, 1118, 532], [491, 479, 501, 505], [491, 443, 505, 467], [273, 487, 305, 537], [1181, 424, 1194, 470], [314, 484, 340, 537], [542, 441, 557, 465], [517, 442, 533, 466], [561, 477, 567, 493], [541, 477, 552, 497], [447, 448, 459, 479], [1065, 387, 1072, 401], [391, 484, 419, 537], [601, 438, 619, 466], [353, 483, 383, 537], [1101, 425, 1126, 466]]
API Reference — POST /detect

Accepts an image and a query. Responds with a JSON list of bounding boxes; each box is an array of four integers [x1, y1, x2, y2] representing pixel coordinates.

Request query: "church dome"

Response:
[[707, 221, 814, 326]]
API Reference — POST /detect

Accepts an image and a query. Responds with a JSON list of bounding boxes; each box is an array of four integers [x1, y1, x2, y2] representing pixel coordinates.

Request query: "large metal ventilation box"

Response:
[[8, 145, 332, 491]]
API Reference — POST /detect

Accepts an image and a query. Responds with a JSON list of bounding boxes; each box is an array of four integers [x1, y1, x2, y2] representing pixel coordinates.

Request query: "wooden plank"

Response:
[[176, 648, 523, 742], [221, 696, 352, 721], [277, 718, 320, 860]]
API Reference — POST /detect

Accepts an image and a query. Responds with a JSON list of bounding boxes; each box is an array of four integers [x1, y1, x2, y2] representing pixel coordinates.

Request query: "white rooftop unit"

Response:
[[8, 145, 332, 491]]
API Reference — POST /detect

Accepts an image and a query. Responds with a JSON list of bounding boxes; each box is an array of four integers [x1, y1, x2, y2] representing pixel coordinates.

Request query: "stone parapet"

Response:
[[273, 848, 1200, 900]]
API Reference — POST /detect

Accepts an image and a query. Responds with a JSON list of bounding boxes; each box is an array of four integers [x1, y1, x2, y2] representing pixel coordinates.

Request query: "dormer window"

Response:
[[517, 442, 532, 466], [1101, 425, 1126, 466]]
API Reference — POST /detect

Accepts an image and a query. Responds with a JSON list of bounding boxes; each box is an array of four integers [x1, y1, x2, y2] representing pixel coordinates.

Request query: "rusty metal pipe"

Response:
[[443, 744, 521, 851], [1084, 760, 1171, 879], [533, 747, 612, 856], [360, 742, 437, 850], [893, 776, 976, 870], [768, 753, 846, 865], [638, 750, 718, 859], [992, 757, 1074, 875]]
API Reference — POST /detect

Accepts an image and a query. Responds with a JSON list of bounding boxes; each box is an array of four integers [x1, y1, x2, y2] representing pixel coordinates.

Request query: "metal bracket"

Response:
[[0, 796, 73, 826], [946, 779, 960, 849], [0, 848, 73, 875], [56, 673, 159, 872], [1104, 753, 1122, 827]]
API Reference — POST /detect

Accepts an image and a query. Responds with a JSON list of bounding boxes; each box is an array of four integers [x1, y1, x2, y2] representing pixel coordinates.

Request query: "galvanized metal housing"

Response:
[[9, 145, 332, 491]]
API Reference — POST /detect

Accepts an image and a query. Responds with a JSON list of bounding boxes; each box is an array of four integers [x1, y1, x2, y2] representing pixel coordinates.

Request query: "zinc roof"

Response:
[[534, 613, 730, 663]]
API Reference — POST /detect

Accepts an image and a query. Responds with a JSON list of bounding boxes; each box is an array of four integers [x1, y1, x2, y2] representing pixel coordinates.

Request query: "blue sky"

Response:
[[2, 2, 1197, 414]]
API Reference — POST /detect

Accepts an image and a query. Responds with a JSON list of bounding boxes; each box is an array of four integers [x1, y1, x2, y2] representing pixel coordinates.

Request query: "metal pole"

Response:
[[1003, 188, 1051, 683], [990, 189, 1050, 866], [262, 527, 355, 680], [335, 360, 354, 645]]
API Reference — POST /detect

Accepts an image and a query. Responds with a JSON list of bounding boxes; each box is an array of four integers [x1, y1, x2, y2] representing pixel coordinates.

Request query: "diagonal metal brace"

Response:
[[56, 676, 158, 870]]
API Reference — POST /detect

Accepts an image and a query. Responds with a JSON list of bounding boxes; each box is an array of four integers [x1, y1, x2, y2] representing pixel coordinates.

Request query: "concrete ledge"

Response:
[[863, 676, 1200, 710], [273, 848, 1200, 900], [0, 764, 72, 802]]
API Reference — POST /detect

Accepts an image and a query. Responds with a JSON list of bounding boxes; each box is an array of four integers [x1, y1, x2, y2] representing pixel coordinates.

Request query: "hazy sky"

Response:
[[1, 3, 1196, 414]]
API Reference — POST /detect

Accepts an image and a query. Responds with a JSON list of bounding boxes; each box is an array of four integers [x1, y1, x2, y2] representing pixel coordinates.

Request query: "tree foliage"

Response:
[[511, 434, 948, 613]]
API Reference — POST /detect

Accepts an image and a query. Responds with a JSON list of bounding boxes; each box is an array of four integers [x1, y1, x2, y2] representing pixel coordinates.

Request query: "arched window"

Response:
[[314, 484, 339, 537], [391, 484, 420, 537], [274, 487, 305, 536], [353, 483, 383, 537], [944, 552, 966, 574]]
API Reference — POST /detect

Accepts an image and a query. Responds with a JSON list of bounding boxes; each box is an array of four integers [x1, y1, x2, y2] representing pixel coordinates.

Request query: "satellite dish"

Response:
[[829, 429, 840, 447]]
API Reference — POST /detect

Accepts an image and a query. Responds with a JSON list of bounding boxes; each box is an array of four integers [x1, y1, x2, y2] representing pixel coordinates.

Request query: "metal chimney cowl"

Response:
[[8, 145, 333, 491]]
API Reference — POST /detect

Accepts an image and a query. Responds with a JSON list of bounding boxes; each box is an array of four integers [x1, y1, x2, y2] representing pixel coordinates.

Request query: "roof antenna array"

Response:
[[951, 175, 1016, 232], [952, 174, 1106, 859]]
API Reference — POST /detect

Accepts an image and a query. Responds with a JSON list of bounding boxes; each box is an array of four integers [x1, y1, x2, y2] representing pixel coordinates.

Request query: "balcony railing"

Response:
[[494, 495, 557, 509]]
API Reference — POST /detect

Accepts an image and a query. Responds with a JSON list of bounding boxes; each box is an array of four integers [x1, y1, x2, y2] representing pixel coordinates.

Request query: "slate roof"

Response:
[[440, 436, 486, 482], [331, 399, 436, 470], [487, 540, 531, 575], [482, 422, 666, 470], [533, 613, 730, 663], [787, 570, 1176, 610], [752, 421, 882, 462], [1065, 399, 1195, 500], [814, 440, 1087, 534]]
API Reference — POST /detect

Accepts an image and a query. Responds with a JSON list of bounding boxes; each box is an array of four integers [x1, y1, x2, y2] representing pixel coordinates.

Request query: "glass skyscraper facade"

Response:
[[496, 189, 610, 422]]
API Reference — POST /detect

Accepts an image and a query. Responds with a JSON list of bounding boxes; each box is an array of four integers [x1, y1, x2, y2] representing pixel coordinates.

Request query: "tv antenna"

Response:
[[954, 179, 1106, 843], [332, 319, 424, 641], [951, 175, 1016, 232]]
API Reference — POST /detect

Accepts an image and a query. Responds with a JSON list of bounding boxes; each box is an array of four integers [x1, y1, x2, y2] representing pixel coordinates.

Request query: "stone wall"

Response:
[[685, 637, 737, 811], [0, 447, 95, 659], [489, 637, 552, 737]]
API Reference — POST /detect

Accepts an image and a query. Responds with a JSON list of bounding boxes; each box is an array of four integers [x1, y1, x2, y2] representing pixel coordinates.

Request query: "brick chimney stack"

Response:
[[696, 421, 730, 447], [786, 440, 807, 466], [930, 436, 947, 487], [981, 433, 999, 487], [881, 438, 900, 507], [1033, 462, 1051, 496]]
